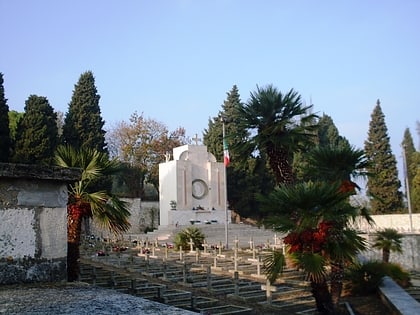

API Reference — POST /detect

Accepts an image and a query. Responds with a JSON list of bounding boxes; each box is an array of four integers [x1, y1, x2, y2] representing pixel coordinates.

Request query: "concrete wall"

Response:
[[0, 163, 81, 284], [353, 213, 420, 234], [90, 199, 160, 237]]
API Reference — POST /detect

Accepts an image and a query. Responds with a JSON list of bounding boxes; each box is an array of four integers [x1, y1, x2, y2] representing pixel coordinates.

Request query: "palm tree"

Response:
[[236, 85, 318, 184], [373, 228, 403, 263], [261, 146, 373, 314], [55, 145, 131, 281], [305, 145, 373, 309], [174, 227, 205, 250]]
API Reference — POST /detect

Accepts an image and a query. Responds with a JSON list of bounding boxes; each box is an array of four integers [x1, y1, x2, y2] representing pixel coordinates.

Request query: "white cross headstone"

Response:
[[249, 237, 254, 250], [192, 133, 201, 145], [188, 238, 194, 252]]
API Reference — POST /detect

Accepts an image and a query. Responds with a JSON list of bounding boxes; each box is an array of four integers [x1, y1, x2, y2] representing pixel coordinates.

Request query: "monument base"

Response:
[[169, 209, 231, 226]]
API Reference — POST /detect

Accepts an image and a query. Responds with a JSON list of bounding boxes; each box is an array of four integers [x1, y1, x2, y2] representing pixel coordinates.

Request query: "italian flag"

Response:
[[223, 138, 230, 167]]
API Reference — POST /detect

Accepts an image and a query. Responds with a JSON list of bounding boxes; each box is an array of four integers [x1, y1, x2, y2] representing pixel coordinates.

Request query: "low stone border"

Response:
[[379, 276, 420, 315]]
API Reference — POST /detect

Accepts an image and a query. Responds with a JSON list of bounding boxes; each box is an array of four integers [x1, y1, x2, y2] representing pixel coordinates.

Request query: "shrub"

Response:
[[346, 261, 386, 295], [383, 263, 411, 288], [174, 227, 205, 251], [346, 260, 412, 295]]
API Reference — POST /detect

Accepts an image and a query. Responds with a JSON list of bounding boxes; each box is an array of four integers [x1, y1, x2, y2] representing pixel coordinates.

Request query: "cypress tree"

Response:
[[317, 114, 350, 149], [411, 152, 420, 213], [365, 100, 403, 214], [401, 128, 416, 207], [0, 73, 11, 162], [8, 110, 24, 142], [12, 95, 59, 164], [62, 71, 107, 153]]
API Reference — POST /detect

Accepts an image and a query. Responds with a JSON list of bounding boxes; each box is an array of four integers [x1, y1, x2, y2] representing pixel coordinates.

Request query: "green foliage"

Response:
[[12, 95, 58, 164], [106, 111, 187, 196], [402, 128, 417, 212], [112, 163, 145, 198], [317, 114, 350, 149], [174, 227, 205, 251], [346, 261, 411, 295], [372, 228, 403, 263], [62, 71, 107, 153], [260, 144, 373, 313], [203, 85, 275, 219], [55, 144, 131, 233], [411, 153, 420, 213], [301, 145, 368, 184], [8, 110, 23, 141], [294, 114, 351, 182], [346, 261, 386, 295], [382, 262, 411, 287], [0, 73, 11, 162], [236, 85, 318, 185], [263, 250, 286, 284], [365, 100, 403, 213]]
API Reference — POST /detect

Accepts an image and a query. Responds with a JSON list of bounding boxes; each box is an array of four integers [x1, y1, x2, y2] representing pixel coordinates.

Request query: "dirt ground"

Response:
[[341, 294, 393, 315]]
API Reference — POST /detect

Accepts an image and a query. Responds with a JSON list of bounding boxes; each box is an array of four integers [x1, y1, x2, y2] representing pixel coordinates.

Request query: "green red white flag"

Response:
[[223, 138, 230, 167]]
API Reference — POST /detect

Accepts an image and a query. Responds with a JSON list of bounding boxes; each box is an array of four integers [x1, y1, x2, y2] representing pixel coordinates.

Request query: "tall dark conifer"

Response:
[[0, 72, 12, 162], [62, 71, 107, 153], [12, 95, 58, 164], [402, 128, 416, 181], [317, 114, 350, 149], [365, 100, 403, 214], [0, 73, 11, 162], [402, 128, 420, 213]]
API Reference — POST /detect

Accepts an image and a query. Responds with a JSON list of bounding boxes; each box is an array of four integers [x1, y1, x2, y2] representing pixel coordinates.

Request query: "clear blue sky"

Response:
[[1, 0, 419, 177]]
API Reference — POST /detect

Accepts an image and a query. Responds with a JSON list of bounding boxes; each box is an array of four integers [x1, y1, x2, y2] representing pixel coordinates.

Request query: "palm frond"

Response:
[[325, 230, 368, 262], [289, 252, 327, 283], [263, 250, 286, 284]]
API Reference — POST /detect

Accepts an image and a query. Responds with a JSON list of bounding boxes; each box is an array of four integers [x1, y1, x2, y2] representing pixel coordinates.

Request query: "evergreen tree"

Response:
[[411, 153, 420, 213], [12, 95, 59, 164], [62, 71, 107, 153], [401, 128, 416, 210], [8, 110, 24, 142], [365, 100, 403, 214], [237, 85, 318, 185], [203, 85, 275, 219], [294, 113, 350, 182], [317, 114, 350, 149], [0, 73, 11, 162]]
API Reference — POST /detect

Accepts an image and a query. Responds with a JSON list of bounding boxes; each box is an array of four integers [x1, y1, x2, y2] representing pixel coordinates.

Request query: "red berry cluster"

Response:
[[284, 220, 334, 254]]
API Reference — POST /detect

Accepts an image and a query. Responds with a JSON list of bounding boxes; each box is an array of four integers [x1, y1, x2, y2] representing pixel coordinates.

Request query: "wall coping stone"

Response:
[[0, 162, 81, 182], [379, 276, 420, 315]]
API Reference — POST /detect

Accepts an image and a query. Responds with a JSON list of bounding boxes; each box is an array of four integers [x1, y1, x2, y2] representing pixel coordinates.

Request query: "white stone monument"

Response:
[[159, 141, 230, 226]]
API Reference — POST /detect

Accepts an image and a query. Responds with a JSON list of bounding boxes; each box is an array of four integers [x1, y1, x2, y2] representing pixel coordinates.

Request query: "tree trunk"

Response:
[[67, 210, 83, 282], [383, 249, 390, 263], [330, 262, 344, 311], [311, 280, 334, 315], [267, 145, 294, 184]]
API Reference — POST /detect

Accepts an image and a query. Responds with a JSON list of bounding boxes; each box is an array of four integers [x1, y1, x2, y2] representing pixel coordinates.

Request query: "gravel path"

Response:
[[0, 283, 195, 315]]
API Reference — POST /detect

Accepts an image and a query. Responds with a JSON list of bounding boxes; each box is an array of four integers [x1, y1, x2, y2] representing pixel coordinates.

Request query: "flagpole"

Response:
[[222, 117, 229, 249]]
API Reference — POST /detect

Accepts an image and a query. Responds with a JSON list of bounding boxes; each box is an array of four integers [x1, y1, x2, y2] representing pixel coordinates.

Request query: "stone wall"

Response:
[[0, 163, 81, 284], [353, 213, 420, 234], [90, 199, 160, 237]]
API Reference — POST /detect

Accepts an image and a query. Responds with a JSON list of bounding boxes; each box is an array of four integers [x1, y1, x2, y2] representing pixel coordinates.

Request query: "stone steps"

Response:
[[140, 223, 283, 249]]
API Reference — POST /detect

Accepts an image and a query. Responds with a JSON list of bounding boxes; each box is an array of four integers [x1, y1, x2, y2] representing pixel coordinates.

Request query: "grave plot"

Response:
[[405, 270, 420, 303], [80, 257, 254, 314], [80, 237, 321, 314]]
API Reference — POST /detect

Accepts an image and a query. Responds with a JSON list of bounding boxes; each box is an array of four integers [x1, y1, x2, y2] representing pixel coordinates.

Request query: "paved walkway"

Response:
[[0, 283, 195, 315]]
